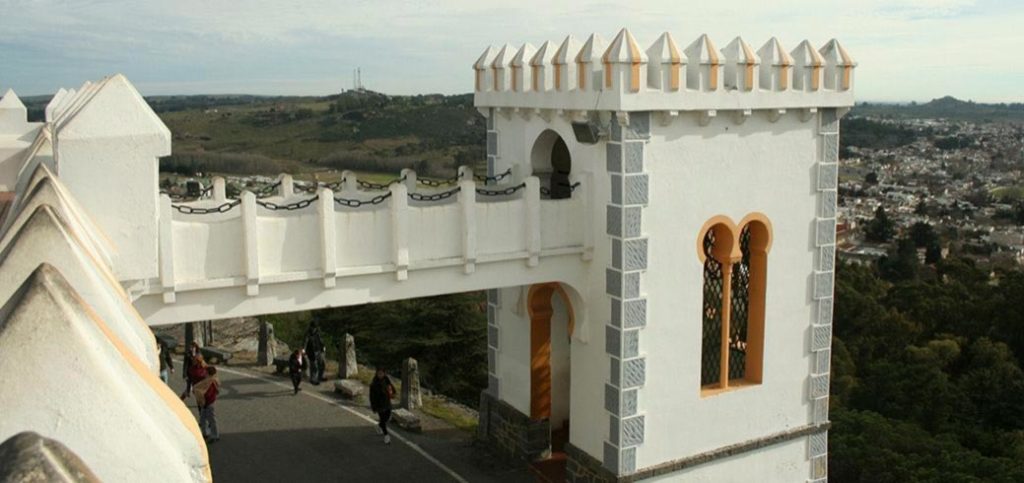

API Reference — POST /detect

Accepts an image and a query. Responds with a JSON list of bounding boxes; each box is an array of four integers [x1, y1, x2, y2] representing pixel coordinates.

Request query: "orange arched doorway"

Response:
[[527, 283, 575, 424]]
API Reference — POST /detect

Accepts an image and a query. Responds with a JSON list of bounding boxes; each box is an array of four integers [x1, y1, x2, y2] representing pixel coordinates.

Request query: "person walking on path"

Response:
[[369, 367, 397, 445], [185, 354, 208, 406], [180, 342, 202, 400], [192, 366, 221, 443], [157, 336, 174, 384], [303, 322, 326, 385], [288, 349, 306, 395]]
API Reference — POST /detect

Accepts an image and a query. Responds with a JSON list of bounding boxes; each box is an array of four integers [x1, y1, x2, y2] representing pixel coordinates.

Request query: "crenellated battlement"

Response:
[[474, 28, 855, 114]]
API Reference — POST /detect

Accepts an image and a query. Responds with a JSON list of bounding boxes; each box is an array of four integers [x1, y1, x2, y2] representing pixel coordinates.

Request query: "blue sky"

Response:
[[1, 0, 1021, 102]]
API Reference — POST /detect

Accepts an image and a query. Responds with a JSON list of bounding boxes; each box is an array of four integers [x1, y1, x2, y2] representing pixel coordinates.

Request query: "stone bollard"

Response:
[[401, 357, 422, 410], [338, 333, 358, 379], [203, 320, 214, 345], [0, 431, 100, 482], [257, 320, 276, 366], [184, 322, 205, 349]]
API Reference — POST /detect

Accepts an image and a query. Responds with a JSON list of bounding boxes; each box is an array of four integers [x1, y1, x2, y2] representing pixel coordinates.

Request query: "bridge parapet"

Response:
[[149, 170, 591, 315]]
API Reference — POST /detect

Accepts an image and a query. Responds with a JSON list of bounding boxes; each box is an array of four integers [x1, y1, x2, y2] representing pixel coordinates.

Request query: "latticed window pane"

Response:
[[701, 230, 724, 386], [729, 225, 752, 381]]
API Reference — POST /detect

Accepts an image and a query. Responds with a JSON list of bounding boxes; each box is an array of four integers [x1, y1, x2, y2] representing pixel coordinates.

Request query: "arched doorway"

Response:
[[530, 130, 573, 199], [527, 282, 574, 453]]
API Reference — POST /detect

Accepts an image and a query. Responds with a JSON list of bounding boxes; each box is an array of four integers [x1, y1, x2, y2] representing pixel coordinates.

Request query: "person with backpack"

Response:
[[192, 366, 221, 443], [369, 367, 396, 445], [185, 354, 208, 404]]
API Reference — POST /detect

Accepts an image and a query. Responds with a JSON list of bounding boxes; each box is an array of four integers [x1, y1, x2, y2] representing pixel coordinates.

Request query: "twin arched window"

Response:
[[699, 216, 772, 392]]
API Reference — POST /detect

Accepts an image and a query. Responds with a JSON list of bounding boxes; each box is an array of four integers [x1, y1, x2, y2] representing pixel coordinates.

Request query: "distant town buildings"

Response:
[[838, 116, 1024, 269]]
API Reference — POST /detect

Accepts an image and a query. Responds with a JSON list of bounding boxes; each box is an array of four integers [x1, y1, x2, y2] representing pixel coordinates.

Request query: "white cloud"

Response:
[[0, 0, 1021, 101]]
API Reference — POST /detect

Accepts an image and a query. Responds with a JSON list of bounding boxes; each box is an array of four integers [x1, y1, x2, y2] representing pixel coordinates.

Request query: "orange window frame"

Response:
[[697, 214, 772, 396]]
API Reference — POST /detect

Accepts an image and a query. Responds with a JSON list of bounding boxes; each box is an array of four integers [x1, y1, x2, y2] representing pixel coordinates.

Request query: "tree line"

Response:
[[830, 254, 1024, 481]]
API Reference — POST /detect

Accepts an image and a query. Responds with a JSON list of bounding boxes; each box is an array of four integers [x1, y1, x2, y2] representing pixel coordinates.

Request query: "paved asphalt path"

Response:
[[170, 366, 534, 483]]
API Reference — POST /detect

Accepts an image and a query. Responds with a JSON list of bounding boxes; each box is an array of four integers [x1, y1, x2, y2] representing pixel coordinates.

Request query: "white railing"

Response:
[[155, 175, 590, 303]]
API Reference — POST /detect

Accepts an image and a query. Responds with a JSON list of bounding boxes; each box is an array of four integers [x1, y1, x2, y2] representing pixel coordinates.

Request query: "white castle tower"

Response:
[[474, 30, 853, 482], [0, 28, 853, 483]]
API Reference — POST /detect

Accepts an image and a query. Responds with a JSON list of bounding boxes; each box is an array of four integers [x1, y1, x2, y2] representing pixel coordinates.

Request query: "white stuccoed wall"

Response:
[[639, 112, 817, 467], [487, 111, 612, 461], [494, 286, 532, 414], [643, 438, 808, 482]]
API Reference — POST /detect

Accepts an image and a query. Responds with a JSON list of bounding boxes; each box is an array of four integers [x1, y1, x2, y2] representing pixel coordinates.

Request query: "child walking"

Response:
[[288, 349, 306, 395]]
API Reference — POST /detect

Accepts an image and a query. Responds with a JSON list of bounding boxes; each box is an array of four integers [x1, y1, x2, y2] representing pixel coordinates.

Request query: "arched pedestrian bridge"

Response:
[[136, 168, 593, 325]]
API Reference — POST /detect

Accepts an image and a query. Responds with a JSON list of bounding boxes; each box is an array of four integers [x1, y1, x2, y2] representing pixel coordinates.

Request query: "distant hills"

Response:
[[853, 96, 1024, 123], [14, 91, 1020, 179], [22, 91, 1023, 125]]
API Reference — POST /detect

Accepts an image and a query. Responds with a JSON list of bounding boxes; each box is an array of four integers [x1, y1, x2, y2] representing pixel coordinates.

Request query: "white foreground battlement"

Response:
[[474, 28, 855, 113], [0, 145, 211, 481]]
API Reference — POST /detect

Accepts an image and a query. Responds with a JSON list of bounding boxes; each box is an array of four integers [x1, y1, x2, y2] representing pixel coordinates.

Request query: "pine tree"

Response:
[[866, 206, 895, 243]]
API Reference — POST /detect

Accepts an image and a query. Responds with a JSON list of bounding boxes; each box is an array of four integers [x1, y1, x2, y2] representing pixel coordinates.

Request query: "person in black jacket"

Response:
[[369, 367, 396, 444], [180, 342, 201, 400], [288, 349, 306, 395], [303, 322, 326, 385]]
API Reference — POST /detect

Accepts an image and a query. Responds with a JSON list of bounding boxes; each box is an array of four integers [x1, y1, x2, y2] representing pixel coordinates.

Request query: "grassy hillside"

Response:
[[23, 90, 487, 179], [154, 90, 486, 178]]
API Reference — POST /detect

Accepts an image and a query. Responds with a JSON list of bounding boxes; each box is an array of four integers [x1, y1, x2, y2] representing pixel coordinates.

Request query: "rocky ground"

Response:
[[152, 317, 290, 363]]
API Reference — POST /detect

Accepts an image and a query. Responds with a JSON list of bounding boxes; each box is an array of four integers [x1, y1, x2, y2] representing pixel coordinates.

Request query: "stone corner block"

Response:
[[808, 431, 828, 458], [611, 298, 647, 329], [611, 112, 651, 141], [606, 269, 640, 299], [817, 162, 838, 190], [809, 373, 830, 399], [811, 324, 832, 351], [816, 218, 836, 246], [813, 271, 835, 300]]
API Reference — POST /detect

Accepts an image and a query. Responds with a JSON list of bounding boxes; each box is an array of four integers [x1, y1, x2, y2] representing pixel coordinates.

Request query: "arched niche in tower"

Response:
[[530, 129, 573, 199]]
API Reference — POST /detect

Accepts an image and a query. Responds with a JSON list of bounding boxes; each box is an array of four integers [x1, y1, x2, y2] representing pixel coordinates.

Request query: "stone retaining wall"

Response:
[[476, 390, 550, 462], [565, 442, 616, 482]]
